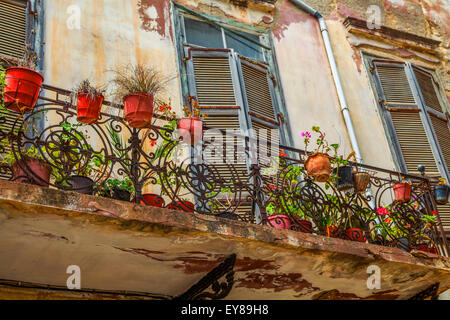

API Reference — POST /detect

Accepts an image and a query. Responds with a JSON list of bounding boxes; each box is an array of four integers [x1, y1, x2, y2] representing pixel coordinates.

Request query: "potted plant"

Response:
[[433, 178, 449, 205], [73, 79, 105, 125], [265, 202, 292, 230], [112, 64, 168, 128], [302, 127, 336, 183], [344, 214, 366, 242], [1, 143, 52, 187], [97, 178, 135, 202], [393, 179, 412, 203], [353, 167, 371, 194], [2, 49, 44, 114], [178, 96, 207, 146], [331, 152, 355, 192]]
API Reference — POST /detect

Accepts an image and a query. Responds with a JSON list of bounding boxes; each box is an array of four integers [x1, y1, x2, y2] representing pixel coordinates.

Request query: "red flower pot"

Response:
[[12, 157, 51, 187], [177, 117, 203, 146], [123, 92, 154, 128], [393, 183, 412, 203], [3, 67, 44, 113], [76, 93, 104, 124], [345, 228, 366, 242], [304, 153, 331, 182], [326, 225, 341, 238], [417, 244, 438, 254], [266, 214, 291, 230], [166, 201, 195, 213], [298, 220, 313, 233], [141, 193, 165, 207]]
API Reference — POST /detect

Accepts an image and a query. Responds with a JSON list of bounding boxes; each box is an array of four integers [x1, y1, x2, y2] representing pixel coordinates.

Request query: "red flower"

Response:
[[280, 151, 287, 157], [384, 218, 392, 224], [269, 185, 275, 190], [432, 211, 438, 216], [377, 207, 389, 216], [149, 140, 156, 147]]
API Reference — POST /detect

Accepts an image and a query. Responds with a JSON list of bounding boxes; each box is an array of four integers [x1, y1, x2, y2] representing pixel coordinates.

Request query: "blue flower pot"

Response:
[[434, 185, 449, 205]]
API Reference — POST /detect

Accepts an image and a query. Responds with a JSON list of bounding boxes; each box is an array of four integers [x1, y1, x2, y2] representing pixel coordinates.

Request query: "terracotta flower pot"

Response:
[[76, 93, 104, 124], [123, 92, 154, 128], [166, 200, 195, 213], [141, 193, 165, 207], [433, 185, 449, 205], [304, 153, 331, 182], [177, 116, 203, 146], [393, 182, 412, 203], [416, 244, 438, 254], [4, 67, 44, 113], [298, 220, 313, 233], [353, 172, 371, 194], [345, 228, 366, 242], [12, 157, 51, 187], [266, 214, 291, 230]]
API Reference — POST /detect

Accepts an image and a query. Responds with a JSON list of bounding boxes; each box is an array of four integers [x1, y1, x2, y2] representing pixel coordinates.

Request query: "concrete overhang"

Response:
[[0, 180, 449, 300]]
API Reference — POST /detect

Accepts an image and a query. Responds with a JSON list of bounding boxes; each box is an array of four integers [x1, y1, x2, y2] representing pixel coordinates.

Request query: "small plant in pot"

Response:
[[331, 151, 355, 192], [97, 178, 135, 202], [1, 48, 44, 114], [302, 126, 337, 183], [73, 79, 105, 125], [344, 215, 367, 242], [112, 64, 169, 129], [393, 178, 412, 203], [433, 178, 449, 205], [179, 96, 207, 147], [265, 202, 292, 230]]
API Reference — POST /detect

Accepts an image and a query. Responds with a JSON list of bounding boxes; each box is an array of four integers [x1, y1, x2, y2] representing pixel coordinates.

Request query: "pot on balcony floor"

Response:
[[67, 175, 94, 195], [266, 214, 291, 230], [112, 188, 131, 202], [141, 193, 165, 207], [12, 157, 51, 187], [4, 67, 44, 113], [344, 228, 366, 242], [166, 200, 195, 213]]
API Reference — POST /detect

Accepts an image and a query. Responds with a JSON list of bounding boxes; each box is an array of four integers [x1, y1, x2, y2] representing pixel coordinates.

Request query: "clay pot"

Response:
[[76, 93, 104, 124], [304, 153, 331, 182], [433, 185, 449, 205], [345, 228, 366, 242], [3, 67, 43, 113], [67, 175, 94, 195], [334, 165, 354, 191], [166, 200, 195, 213], [393, 182, 412, 203], [177, 116, 203, 146], [353, 172, 371, 194], [297, 220, 313, 233], [141, 193, 165, 207], [266, 214, 291, 230], [12, 157, 51, 187], [123, 92, 154, 128], [416, 244, 438, 254]]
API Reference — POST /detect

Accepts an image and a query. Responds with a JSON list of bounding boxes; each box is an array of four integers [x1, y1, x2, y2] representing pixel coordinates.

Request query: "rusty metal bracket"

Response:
[[174, 254, 236, 300]]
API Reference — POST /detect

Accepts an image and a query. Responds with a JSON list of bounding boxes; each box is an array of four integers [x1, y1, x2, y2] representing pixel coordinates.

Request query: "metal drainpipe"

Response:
[[287, 0, 376, 208]]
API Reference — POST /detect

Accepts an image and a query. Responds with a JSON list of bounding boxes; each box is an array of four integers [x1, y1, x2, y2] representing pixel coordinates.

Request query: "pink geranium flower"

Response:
[[377, 207, 389, 216]]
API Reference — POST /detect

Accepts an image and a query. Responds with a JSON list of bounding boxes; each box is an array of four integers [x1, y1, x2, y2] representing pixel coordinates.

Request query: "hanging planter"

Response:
[[177, 116, 203, 146], [166, 200, 195, 213], [334, 165, 354, 191], [393, 182, 412, 203], [353, 171, 371, 194], [67, 175, 94, 195], [433, 184, 449, 205], [141, 193, 165, 207], [304, 153, 331, 183], [12, 157, 51, 187], [123, 92, 154, 128], [266, 214, 291, 230], [344, 228, 366, 242], [76, 93, 104, 124], [4, 67, 44, 113]]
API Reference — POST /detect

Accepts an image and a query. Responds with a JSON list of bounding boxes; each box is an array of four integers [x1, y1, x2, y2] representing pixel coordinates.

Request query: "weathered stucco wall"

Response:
[[42, 0, 450, 171]]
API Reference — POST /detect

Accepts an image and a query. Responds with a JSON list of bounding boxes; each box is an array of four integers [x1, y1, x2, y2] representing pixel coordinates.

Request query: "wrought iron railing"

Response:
[[0, 84, 448, 257]]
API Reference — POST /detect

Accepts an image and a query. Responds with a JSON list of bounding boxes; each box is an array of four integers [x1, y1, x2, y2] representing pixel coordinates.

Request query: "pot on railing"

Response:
[[12, 157, 51, 187], [393, 182, 412, 203], [3, 67, 44, 113], [66, 175, 94, 195], [344, 228, 366, 242], [266, 214, 291, 230], [177, 116, 203, 146], [334, 165, 354, 191], [141, 193, 165, 207], [123, 92, 154, 128], [353, 171, 371, 194], [76, 93, 104, 124], [304, 153, 331, 183], [166, 200, 195, 213], [433, 184, 449, 205]]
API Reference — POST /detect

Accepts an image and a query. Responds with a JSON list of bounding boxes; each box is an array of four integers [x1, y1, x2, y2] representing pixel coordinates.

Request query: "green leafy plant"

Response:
[[302, 126, 333, 155], [97, 177, 135, 197]]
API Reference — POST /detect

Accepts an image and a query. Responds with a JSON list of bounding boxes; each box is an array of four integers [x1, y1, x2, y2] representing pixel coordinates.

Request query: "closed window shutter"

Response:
[[0, 0, 27, 59], [373, 62, 439, 177], [0, 109, 24, 180]]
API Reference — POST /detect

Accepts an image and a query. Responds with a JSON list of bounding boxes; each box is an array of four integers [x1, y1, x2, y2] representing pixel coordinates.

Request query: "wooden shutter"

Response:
[[0, 0, 27, 59], [372, 61, 440, 176], [0, 109, 24, 180]]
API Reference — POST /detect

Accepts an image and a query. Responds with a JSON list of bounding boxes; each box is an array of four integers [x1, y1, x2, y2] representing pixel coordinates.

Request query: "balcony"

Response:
[[0, 84, 448, 258]]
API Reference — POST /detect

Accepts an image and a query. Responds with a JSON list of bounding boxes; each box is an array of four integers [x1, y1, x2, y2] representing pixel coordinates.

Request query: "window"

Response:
[[369, 58, 450, 229], [0, 0, 27, 59]]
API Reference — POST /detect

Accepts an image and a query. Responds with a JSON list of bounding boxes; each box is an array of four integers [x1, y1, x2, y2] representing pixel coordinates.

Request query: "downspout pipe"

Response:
[[287, 0, 377, 209], [288, 0, 363, 164]]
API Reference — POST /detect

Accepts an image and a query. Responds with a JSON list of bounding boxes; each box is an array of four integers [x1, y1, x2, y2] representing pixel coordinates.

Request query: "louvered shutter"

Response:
[[238, 57, 280, 168], [372, 61, 440, 177], [0, 109, 24, 180], [0, 0, 27, 59]]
